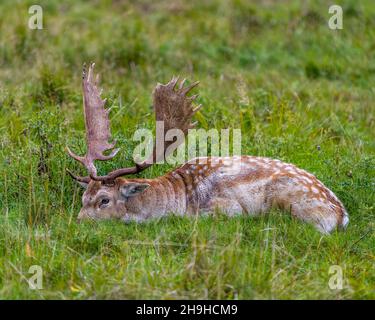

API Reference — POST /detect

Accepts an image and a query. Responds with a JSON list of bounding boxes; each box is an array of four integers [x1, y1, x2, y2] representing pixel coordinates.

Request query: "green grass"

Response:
[[0, 0, 374, 299]]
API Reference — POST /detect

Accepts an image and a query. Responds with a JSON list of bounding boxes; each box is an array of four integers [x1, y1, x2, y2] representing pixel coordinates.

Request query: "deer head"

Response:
[[67, 63, 200, 221]]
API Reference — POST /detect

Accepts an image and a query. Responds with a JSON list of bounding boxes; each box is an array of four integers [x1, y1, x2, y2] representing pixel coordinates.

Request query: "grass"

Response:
[[0, 0, 374, 299]]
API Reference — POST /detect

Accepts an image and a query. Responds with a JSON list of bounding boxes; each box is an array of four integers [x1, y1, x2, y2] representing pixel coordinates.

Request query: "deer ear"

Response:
[[120, 183, 150, 199]]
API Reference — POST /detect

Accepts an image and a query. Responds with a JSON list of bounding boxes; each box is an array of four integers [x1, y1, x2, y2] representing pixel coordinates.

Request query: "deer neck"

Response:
[[120, 173, 188, 219]]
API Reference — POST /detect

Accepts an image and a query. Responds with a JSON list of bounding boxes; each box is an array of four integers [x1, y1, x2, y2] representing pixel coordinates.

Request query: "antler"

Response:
[[67, 63, 119, 181], [91, 76, 201, 182], [67, 64, 200, 184], [149, 76, 201, 163]]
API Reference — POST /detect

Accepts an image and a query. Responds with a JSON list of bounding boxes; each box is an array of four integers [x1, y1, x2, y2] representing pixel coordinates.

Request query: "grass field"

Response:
[[0, 0, 374, 299]]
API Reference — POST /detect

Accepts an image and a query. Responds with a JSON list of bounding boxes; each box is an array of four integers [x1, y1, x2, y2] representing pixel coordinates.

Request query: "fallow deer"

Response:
[[67, 63, 349, 234]]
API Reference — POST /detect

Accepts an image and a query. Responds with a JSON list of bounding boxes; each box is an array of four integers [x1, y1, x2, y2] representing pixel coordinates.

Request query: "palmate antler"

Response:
[[67, 63, 201, 184]]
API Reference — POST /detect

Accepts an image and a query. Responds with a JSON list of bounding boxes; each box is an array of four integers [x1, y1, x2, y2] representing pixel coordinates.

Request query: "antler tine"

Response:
[[67, 63, 120, 181], [181, 81, 199, 95], [66, 146, 85, 165], [66, 169, 90, 184], [168, 76, 180, 89], [179, 78, 187, 89], [193, 104, 203, 113]]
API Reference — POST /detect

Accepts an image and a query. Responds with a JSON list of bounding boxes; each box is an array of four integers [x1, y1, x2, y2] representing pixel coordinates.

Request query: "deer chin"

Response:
[[77, 208, 96, 222], [121, 213, 147, 224], [78, 207, 124, 222]]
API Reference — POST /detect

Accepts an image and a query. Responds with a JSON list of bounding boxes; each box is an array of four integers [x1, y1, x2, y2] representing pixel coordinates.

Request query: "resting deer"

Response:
[[67, 63, 349, 234]]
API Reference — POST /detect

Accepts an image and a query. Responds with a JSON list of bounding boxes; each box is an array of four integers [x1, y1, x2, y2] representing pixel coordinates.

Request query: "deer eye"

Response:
[[99, 198, 110, 208]]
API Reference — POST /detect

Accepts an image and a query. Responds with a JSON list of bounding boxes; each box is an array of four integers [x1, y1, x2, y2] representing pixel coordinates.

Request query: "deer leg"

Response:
[[288, 201, 341, 234], [268, 176, 344, 233], [207, 198, 244, 217]]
